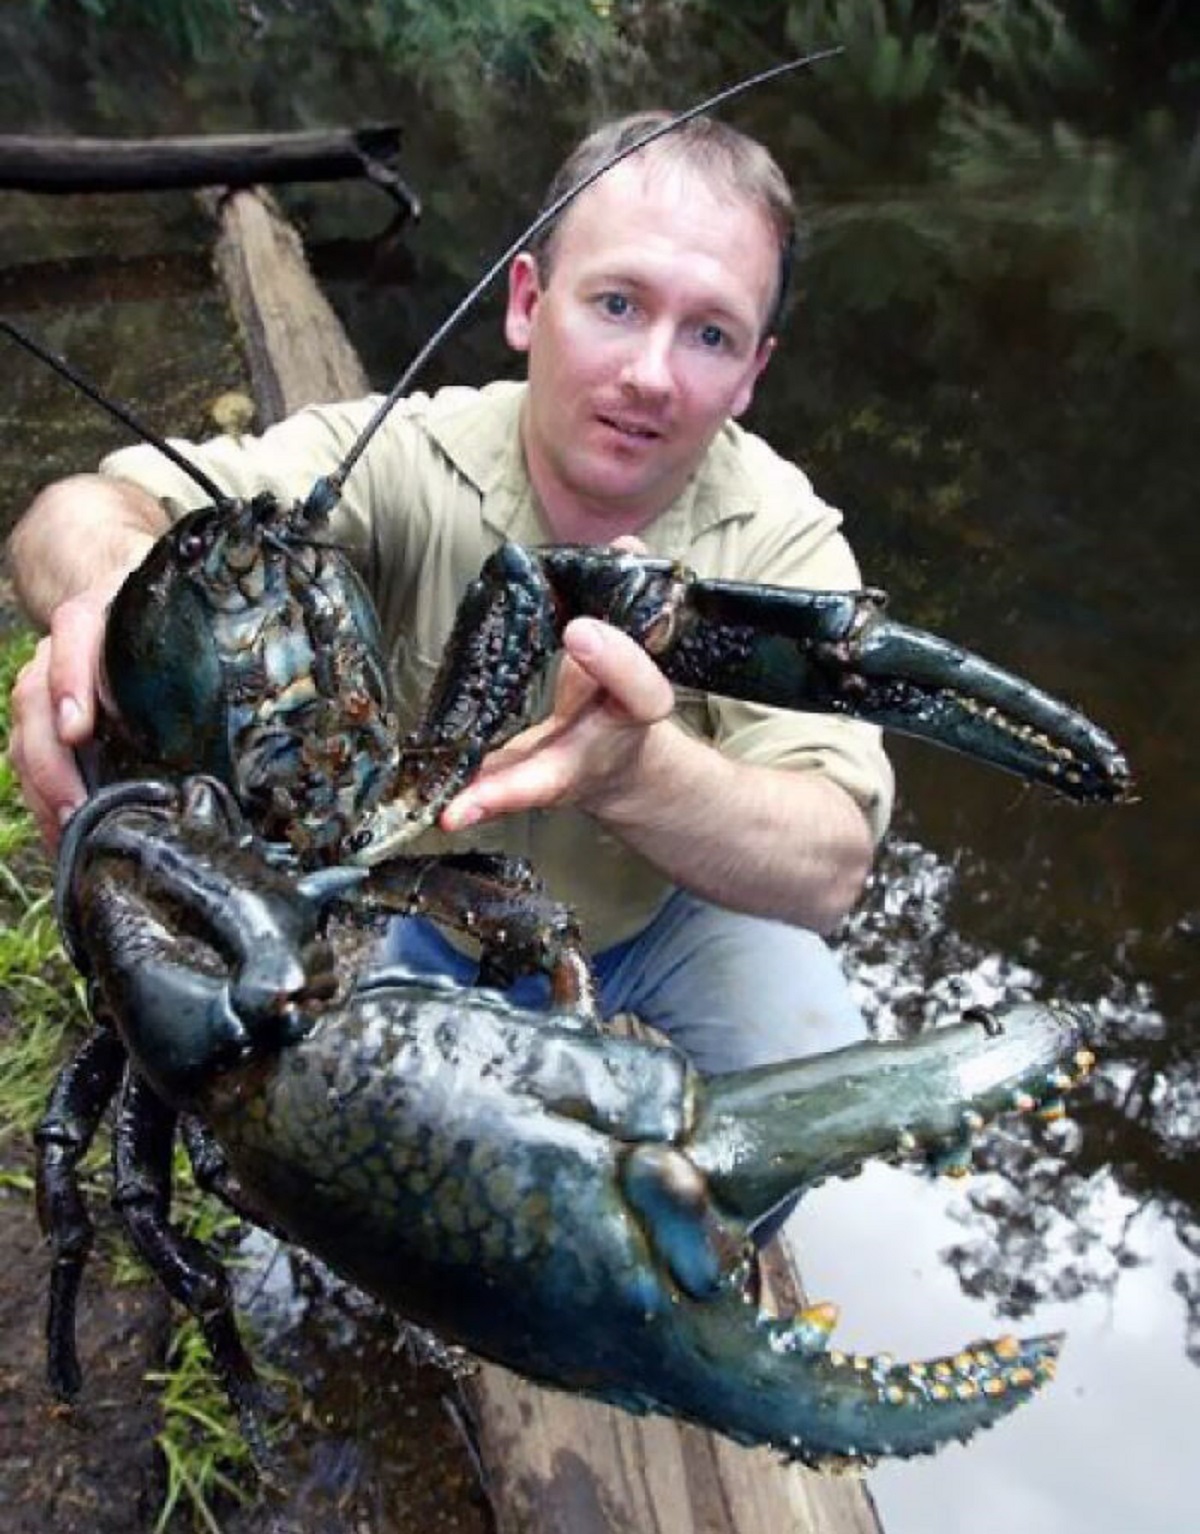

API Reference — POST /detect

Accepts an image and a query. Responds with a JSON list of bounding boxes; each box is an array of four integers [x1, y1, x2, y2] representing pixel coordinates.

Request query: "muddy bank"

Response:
[[0, 1128, 168, 1532]]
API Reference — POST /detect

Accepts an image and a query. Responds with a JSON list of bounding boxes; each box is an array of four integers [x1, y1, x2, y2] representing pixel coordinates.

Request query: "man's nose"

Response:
[[620, 328, 674, 397]]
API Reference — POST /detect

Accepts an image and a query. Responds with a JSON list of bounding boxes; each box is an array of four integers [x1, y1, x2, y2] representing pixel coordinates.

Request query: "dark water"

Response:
[[1, 7, 1197, 1531]]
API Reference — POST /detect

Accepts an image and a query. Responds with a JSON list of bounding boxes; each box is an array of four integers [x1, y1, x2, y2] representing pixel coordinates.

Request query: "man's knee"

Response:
[[625, 898, 865, 1071]]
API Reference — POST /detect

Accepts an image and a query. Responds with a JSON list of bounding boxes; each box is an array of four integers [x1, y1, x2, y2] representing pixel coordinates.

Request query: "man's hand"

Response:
[[439, 616, 675, 833], [8, 583, 117, 848], [6, 473, 167, 849], [435, 531, 876, 933]]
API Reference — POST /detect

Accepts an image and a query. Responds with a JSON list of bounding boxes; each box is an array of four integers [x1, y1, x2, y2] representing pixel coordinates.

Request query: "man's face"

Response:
[[505, 156, 779, 538]]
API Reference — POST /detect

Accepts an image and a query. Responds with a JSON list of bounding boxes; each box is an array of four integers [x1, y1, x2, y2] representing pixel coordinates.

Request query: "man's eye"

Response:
[[698, 323, 726, 350], [600, 292, 632, 318]]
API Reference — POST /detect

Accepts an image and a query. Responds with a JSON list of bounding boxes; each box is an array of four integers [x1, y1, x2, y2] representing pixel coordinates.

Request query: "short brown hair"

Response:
[[528, 111, 797, 337]]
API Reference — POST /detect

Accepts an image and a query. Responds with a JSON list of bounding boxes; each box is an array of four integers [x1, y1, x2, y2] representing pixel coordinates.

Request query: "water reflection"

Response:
[[226, 1232, 487, 1534], [828, 831, 1198, 1532], [793, 1168, 1197, 1534], [843, 832, 1181, 1307]]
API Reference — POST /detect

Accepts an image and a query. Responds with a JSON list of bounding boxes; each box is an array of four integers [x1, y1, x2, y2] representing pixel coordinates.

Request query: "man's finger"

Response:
[[563, 618, 674, 723], [440, 747, 578, 830], [46, 594, 106, 742], [8, 646, 87, 848]]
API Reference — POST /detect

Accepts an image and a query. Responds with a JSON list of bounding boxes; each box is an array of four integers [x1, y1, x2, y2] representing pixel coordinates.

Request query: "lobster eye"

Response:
[[176, 527, 210, 564]]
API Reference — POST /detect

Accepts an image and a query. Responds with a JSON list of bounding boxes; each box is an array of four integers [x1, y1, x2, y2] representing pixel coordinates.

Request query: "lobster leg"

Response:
[[179, 1116, 293, 1241], [34, 1024, 128, 1400], [336, 850, 598, 1011], [350, 544, 1132, 862], [111, 1071, 269, 1455]]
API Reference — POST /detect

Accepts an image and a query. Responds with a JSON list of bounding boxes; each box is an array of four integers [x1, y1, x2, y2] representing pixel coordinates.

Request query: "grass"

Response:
[[149, 1314, 265, 1534], [0, 625, 275, 1529]]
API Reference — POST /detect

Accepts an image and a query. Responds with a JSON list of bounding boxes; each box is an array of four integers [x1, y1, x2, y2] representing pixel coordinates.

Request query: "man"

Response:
[[6, 112, 893, 1073]]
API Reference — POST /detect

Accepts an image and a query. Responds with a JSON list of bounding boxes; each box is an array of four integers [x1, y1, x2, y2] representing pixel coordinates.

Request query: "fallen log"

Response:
[[206, 183, 883, 1534], [204, 186, 370, 424], [0, 126, 419, 215]]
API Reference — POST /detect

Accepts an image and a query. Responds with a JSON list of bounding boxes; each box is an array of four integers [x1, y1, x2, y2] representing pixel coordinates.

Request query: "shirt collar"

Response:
[[643, 425, 760, 555], [423, 380, 545, 541]]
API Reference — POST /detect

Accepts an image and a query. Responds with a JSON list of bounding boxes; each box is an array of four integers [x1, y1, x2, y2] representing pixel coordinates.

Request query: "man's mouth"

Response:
[[597, 413, 662, 442]]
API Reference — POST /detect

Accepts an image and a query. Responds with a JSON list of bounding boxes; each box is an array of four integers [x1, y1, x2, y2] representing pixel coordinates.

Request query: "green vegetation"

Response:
[[32, 0, 253, 61], [148, 1249, 271, 1534], [25, 0, 1198, 132], [33, 0, 629, 77], [358, 0, 617, 81], [152, 1323, 260, 1534]]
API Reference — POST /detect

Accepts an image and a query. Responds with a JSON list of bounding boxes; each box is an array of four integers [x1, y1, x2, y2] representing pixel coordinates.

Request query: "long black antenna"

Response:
[[1, 317, 232, 507], [302, 47, 842, 520]]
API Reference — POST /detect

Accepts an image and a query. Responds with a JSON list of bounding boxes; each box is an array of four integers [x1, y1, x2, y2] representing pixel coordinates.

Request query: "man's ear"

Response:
[[731, 335, 776, 420], [504, 253, 542, 352]]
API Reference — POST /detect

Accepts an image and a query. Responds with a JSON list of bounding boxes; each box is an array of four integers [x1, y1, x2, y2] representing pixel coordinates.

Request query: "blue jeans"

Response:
[[383, 887, 864, 1074]]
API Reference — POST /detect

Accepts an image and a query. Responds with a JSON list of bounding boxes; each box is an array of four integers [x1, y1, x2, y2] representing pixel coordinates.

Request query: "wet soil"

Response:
[[0, 1160, 169, 1532]]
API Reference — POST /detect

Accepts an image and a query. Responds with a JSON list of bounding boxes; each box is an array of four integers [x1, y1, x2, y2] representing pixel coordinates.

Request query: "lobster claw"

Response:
[[348, 546, 1132, 865], [651, 576, 1134, 805]]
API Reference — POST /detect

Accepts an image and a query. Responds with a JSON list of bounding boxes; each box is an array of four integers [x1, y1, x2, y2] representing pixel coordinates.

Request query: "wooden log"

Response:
[[0, 126, 419, 214], [207, 185, 883, 1534], [461, 1370, 882, 1534], [205, 186, 370, 426]]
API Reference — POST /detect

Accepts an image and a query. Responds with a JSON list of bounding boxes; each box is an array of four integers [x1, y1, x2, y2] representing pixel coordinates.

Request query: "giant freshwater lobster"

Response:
[[5, 57, 1132, 1471]]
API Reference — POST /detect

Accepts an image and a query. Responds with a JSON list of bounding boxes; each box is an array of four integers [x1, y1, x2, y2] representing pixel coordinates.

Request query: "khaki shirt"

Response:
[[102, 381, 893, 949]]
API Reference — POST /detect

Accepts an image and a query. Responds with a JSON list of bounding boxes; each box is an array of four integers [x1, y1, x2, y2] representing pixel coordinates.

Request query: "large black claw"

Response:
[[348, 545, 1132, 866], [651, 578, 1132, 805]]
